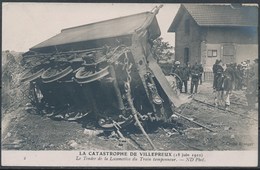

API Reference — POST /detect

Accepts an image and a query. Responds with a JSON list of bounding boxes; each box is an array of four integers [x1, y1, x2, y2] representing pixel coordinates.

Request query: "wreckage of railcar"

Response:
[[20, 6, 185, 148]]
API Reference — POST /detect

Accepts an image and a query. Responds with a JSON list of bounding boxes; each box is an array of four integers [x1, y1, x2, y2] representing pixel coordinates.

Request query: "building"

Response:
[[168, 4, 258, 71]]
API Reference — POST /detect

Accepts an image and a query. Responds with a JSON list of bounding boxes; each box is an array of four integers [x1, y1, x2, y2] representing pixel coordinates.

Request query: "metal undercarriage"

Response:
[[22, 45, 177, 130], [20, 6, 185, 149]]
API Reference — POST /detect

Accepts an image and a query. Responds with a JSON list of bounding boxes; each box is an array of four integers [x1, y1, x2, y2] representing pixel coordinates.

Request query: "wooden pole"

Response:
[[126, 87, 157, 150], [113, 121, 140, 150]]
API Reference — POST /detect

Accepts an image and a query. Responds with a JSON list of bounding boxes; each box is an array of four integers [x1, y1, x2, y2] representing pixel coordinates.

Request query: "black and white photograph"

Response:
[[1, 2, 258, 167]]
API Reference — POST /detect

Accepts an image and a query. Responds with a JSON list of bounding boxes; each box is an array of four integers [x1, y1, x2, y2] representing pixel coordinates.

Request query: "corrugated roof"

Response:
[[168, 4, 258, 32], [31, 12, 160, 50]]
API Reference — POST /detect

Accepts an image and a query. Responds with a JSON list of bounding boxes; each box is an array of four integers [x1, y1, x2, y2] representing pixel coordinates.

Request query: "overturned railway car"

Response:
[[21, 6, 183, 129]]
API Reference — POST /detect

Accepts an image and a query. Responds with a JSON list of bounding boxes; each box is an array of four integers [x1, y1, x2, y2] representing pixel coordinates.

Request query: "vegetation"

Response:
[[151, 37, 174, 62]]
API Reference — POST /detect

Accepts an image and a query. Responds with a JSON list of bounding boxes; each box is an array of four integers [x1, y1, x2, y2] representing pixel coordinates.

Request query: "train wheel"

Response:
[[21, 65, 45, 83], [75, 66, 110, 84], [41, 63, 73, 83]]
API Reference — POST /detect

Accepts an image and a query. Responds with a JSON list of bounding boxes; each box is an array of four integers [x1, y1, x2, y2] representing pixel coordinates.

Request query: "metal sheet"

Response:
[[147, 56, 183, 108], [30, 12, 161, 51]]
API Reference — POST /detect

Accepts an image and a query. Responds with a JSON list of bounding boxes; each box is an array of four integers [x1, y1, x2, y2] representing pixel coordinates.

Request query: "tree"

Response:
[[151, 37, 174, 62]]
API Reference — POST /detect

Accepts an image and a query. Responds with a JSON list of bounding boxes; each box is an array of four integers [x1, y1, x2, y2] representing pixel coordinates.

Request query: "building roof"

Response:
[[30, 11, 160, 51], [168, 4, 258, 32]]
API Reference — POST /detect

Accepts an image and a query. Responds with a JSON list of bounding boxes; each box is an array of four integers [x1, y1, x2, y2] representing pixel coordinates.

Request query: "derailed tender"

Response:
[[21, 6, 184, 133]]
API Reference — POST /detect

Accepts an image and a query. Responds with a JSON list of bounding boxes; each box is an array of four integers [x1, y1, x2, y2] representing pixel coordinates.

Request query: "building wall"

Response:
[[175, 11, 202, 66], [202, 27, 257, 44], [236, 44, 258, 64], [203, 43, 258, 71], [201, 27, 258, 71]]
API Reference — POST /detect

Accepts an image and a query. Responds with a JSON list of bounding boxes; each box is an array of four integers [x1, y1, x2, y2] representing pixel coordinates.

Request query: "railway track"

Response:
[[192, 98, 257, 121]]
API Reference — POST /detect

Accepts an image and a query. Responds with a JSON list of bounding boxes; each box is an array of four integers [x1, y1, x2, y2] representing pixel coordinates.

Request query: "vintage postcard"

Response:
[[1, 2, 258, 167]]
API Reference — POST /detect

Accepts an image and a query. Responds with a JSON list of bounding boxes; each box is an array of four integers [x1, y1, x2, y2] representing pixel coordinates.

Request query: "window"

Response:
[[185, 19, 190, 34], [207, 50, 217, 57]]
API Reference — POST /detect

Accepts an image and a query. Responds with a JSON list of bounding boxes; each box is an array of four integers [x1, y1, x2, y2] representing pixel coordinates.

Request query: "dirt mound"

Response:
[[2, 51, 29, 114]]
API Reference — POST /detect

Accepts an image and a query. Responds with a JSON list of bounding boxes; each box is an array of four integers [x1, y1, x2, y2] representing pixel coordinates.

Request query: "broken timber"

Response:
[[112, 120, 140, 150]]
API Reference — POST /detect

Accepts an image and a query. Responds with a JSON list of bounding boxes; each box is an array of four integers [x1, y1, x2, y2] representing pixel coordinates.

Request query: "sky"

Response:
[[2, 3, 180, 52]]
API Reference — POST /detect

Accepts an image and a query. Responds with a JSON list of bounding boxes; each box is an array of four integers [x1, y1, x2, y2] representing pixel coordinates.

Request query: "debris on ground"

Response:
[[224, 126, 232, 131], [83, 129, 103, 136], [1, 51, 258, 151], [68, 140, 78, 148]]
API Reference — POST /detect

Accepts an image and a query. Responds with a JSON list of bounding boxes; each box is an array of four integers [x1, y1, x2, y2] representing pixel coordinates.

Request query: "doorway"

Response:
[[184, 48, 190, 65]]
